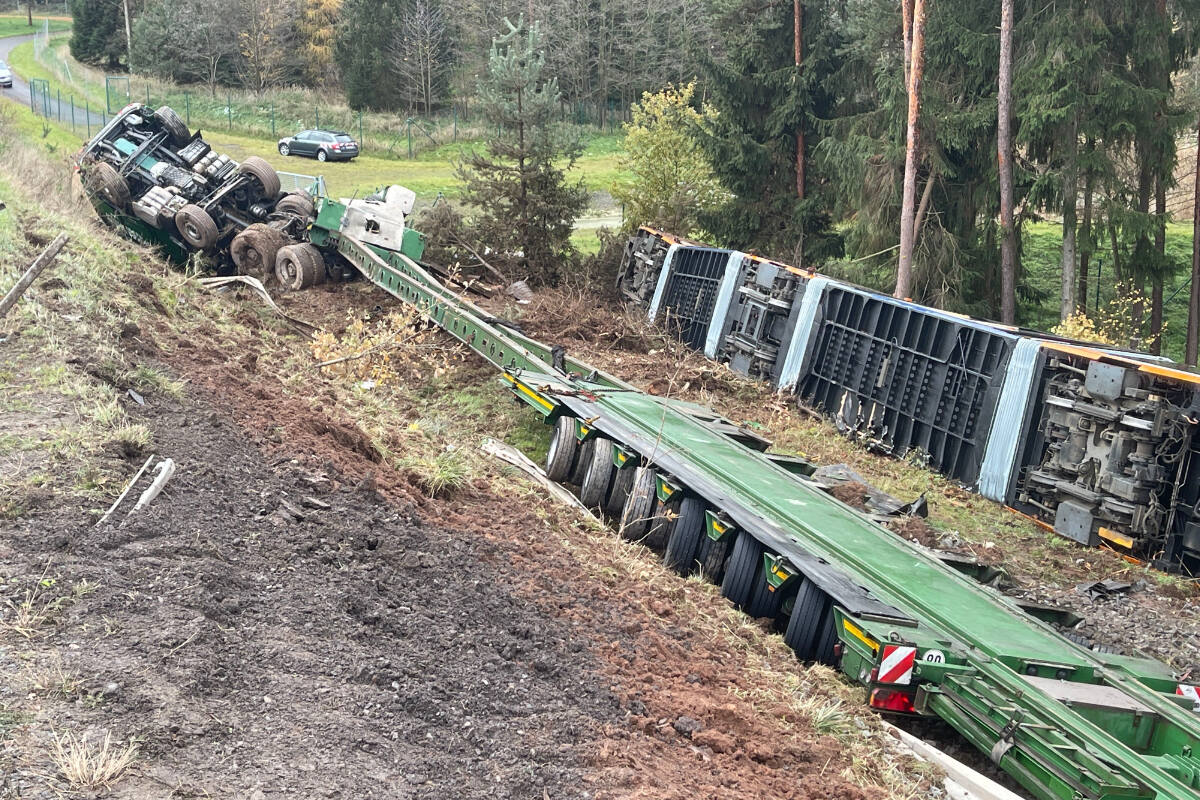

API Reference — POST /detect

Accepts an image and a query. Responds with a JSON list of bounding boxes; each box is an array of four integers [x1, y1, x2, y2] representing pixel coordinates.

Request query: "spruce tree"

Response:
[[69, 0, 126, 68], [334, 0, 403, 110], [695, 0, 843, 262], [457, 18, 587, 285]]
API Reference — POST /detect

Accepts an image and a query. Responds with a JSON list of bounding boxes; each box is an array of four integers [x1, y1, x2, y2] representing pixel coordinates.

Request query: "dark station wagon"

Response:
[[277, 129, 359, 162]]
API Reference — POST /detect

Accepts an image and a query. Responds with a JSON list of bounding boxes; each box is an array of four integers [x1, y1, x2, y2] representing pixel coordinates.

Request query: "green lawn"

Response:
[[0, 16, 70, 39]]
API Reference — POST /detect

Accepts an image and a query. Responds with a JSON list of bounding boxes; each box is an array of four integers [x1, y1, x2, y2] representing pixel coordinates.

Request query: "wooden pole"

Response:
[[1188, 114, 1200, 365], [998, 0, 1017, 324], [794, 0, 805, 202], [0, 234, 69, 320]]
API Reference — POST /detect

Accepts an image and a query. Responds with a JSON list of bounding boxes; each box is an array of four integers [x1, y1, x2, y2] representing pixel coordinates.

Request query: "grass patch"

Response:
[[0, 17, 70, 38], [52, 730, 137, 789]]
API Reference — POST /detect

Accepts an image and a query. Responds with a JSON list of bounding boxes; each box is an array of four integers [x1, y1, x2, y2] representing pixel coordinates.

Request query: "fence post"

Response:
[[146, 85, 150, 106], [453, 106, 457, 142], [28, 85, 34, 114], [407, 118, 413, 159], [56, 89, 61, 122], [271, 104, 276, 138], [85, 99, 90, 137], [70, 96, 75, 131], [227, 91, 231, 130], [358, 111, 363, 149], [185, 92, 190, 126]]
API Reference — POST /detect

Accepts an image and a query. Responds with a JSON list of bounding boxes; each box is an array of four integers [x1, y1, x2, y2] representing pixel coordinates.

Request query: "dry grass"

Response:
[[1, 578, 69, 640], [24, 655, 83, 698], [51, 730, 138, 788]]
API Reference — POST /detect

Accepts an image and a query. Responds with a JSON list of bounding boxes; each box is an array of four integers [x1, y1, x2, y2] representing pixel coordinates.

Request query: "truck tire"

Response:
[[619, 467, 658, 541], [545, 416, 579, 482], [175, 204, 218, 250], [239, 156, 281, 199], [603, 462, 637, 518], [721, 532, 764, 610], [579, 437, 615, 509], [231, 224, 287, 279], [86, 162, 130, 210], [745, 558, 785, 620], [275, 243, 325, 290], [275, 190, 315, 219], [569, 437, 594, 486], [644, 499, 674, 550], [697, 533, 731, 584], [783, 579, 834, 661], [664, 496, 706, 575], [154, 105, 190, 147]]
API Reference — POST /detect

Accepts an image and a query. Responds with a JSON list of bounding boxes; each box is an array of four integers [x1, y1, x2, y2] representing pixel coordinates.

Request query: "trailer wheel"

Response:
[[644, 499, 674, 550], [721, 532, 764, 610], [275, 243, 325, 290], [603, 462, 637, 518], [619, 466, 657, 541], [239, 156, 281, 199], [545, 416, 579, 482], [783, 579, 834, 661], [275, 190, 315, 219], [175, 204, 218, 250], [744, 559, 785, 620], [697, 533, 731, 584], [579, 437, 615, 509], [664, 496, 706, 575], [86, 162, 130, 210], [231, 224, 286, 279], [154, 105, 190, 147], [569, 437, 595, 486]]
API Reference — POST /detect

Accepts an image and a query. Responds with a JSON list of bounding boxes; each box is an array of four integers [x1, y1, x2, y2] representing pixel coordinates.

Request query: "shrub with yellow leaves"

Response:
[[1051, 286, 1163, 352], [310, 308, 460, 384]]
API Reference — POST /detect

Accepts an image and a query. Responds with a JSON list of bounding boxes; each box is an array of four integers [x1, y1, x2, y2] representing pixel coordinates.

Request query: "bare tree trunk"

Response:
[[1151, 175, 1165, 354], [794, 0, 804, 201], [895, 0, 927, 300], [122, 0, 134, 71], [1060, 114, 1079, 322], [1078, 147, 1093, 312], [901, 0, 913, 91], [912, 170, 935, 248], [1189, 113, 1200, 365], [998, 0, 1016, 323]]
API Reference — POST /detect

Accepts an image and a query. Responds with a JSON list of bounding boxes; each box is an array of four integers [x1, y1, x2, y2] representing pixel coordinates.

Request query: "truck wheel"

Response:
[[664, 496, 706, 575], [783, 579, 834, 661], [619, 467, 657, 541], [569, 437, 594, 486], [744, 556, 785, 620], [603, 462, 637, 518], [231, 224, 286, 279], [721, 532, 764, 610], [545, 416, 578, 482], [275, 243, 325, 291], [697, 533, 731, 584], [275, 190, 315, 219], [579, 438, 615, 509], [86, 162, 130, 210], [644, 499, 674, 550], [239, 156, 281, 199], [154, 105, 190, 147], [175, 204, 218, 250]]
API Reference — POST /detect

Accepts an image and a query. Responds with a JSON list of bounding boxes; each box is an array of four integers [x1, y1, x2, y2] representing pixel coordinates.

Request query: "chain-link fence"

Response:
[[25, 24, 626, 158]]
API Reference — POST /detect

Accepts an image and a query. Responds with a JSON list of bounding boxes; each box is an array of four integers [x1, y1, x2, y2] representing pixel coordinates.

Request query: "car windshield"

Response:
[[335, 134, 355, 143]]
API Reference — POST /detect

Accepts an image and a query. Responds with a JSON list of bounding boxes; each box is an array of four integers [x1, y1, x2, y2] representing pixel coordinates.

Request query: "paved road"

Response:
[[1, 31, 107, 133]]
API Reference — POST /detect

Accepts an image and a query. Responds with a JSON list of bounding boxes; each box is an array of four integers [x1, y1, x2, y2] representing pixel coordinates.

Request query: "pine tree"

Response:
[[334, 0, 403, 110], [694, 0, 843, 263], [457, 17, 587, 285], [70, 0, 127, 68]]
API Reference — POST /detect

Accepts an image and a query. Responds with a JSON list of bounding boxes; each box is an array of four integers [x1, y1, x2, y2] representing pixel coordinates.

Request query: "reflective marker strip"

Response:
[[647, 244, 679, 323], [878, 645, 917, 685], [704, 251, 746, 358], [776, 276, 831, 390], [1178, 684, 1200, 710]]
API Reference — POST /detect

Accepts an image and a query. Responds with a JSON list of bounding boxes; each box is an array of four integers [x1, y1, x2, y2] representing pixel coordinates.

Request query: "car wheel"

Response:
[[278, 142, 290, 156], [317, 149, 328, 163]]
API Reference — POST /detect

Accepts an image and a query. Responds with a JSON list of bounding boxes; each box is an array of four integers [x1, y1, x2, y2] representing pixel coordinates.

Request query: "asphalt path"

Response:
[[1, 31, 106, 132]]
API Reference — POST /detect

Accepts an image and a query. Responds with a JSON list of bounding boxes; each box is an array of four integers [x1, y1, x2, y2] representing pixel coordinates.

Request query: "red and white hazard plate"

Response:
[[878, 645, 917, 685], [1178, 684, 1200, 711]]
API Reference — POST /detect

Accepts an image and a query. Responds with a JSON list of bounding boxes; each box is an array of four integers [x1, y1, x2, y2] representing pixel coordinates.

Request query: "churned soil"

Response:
[[2, 275, 909, 798]]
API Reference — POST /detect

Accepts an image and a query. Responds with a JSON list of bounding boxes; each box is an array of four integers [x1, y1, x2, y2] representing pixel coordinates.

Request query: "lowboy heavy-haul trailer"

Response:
[[619, 227, 1200, 573], [78, 109, 1200, 800]]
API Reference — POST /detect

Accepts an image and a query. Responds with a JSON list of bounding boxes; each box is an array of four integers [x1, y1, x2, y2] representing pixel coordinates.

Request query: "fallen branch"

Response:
[[0, 233, 69, 320], [314, 328, 421, 369], [450, 232, 512, 286]]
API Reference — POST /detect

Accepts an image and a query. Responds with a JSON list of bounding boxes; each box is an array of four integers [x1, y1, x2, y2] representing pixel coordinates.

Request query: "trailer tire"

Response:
[[644, 499, 674, 550], [664, 496, 706, 575], [86, 162, 130, 210], [697, 534, 731, 584], [545, 416, 579, 482], [231, 224, 286, 279], [175, 204, 218, 250], [783, 579, 834, 662], [154, 105, 190, 147], [569, 437, 595, 486], [239, 155, 281, 199], [275, 243, 325, 290], [603, 462, 637, 518], [619, 466, 657, 541], [745, 560, 785, 620], [579, 437, 615, 509], [275, 190, 315, 219], [721, 532, 764, 610]]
